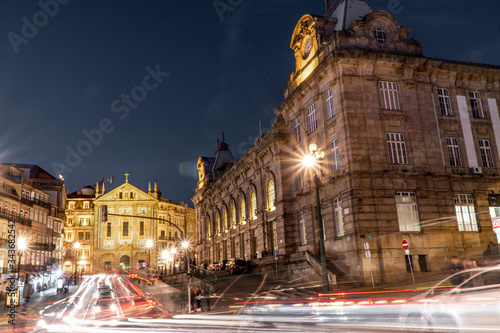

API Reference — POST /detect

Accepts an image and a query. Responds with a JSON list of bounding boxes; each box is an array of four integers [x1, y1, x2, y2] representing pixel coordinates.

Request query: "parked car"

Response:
[[400, 265, 500, 331], [208, 261, 219, 271], [226, 259, 247, 274], [218, 259, 229, 271]]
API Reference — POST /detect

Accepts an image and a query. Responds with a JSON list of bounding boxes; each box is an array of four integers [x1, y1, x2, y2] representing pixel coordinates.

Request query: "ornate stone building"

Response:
[[0, 164, 65, 292], [193, 0, 500, 286], [64, 185, 97, 274], [70, 175, 196, 273]]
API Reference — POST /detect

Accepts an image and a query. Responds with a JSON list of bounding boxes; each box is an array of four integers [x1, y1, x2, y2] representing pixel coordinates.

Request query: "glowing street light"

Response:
[[17, 236, 28, 287], [181, 240, 192, 313], [146, 239, 154, 270], [73, 242, 81, 285], [302, 143, 329, 293], [161, 249, 170, 275]]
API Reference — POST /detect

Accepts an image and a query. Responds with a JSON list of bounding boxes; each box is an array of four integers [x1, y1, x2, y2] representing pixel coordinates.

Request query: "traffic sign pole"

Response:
[[402, 239, 416, 290]]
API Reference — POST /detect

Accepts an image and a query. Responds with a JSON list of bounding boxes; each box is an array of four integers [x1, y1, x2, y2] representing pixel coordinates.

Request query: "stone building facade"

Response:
[[63, 185, 97, 274], [0, 164, 65, 292], [78, 175, 196, 273], [193, 0, 500, 286]]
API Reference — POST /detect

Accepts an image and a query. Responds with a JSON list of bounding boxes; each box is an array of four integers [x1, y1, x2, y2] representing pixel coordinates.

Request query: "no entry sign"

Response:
[[402, 239, 409, 250]]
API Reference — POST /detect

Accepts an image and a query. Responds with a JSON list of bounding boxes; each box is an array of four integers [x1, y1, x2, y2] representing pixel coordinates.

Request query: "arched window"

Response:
[[267, 180, 276, 212], [206, 216, 211, 238], [240, 197, 246, 224], [231, 204, 236, 228], [216, 213, 221, 234], [251, 191, 257, 220], [223, 208, 228, 231]]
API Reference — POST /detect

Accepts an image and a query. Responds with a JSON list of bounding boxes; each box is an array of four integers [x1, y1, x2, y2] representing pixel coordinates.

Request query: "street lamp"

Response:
[[303, 143, 329, 294], [182, 240, 192, 313], [73, 242, 81, 285], [170, 247, 178, 273], [146, 239, 154, 271], [17, 236, 27, 288], [161, 249, 169, 276]]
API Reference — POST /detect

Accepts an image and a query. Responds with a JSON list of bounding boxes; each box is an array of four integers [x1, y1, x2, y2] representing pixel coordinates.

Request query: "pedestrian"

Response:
[[483, 241, 500, 264], [195, 287, 202, 311], [449, 256, 464, 285], [462, 258, 477, 287]]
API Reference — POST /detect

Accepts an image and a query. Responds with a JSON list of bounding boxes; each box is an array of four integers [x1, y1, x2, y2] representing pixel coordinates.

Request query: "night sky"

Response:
[[1, 0, 499, 206]]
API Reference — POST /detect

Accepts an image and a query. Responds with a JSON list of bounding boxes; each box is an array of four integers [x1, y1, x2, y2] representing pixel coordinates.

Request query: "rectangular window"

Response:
[[78, 232, 84, 241], [140, 221, 144, 236], [455, 194, 478, 232], [307, 103, 317, 133], [334, 198, 345, 237], [379, 81, 400, 111], [123, 221, 129, 236], [470, 91, 484, 118], [325, 89, 335, 119], [479, 139, 495, 168], [294, 119, 301, 143], [395, 192, 420, 232], [330, 138, 340, 171], [405, 255, 414, 273], [438, 88, 453, 116], [299, 211, 307, 245], [446, 137, 462, 167], [107, 223, 111, 237], [297, 170, 303, 190], [386, 133, 408, 164], [85, 232, 90, 240]]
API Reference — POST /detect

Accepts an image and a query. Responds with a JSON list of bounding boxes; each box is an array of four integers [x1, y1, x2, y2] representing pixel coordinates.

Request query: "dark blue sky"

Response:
[[0, 0, 499, 205]]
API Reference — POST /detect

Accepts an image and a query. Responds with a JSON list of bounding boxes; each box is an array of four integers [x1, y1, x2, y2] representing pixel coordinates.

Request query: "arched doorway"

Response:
[[120, 255, 130, 268]]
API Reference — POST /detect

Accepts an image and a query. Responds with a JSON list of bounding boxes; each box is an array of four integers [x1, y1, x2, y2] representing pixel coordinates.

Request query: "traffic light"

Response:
[[102, 205, 108, 222], [186, 272, 192, 278]]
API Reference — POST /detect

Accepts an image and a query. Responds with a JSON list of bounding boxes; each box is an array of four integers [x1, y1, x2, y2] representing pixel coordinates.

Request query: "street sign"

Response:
[[136, 263, 139, 269], [365, 250, 371, 259], [364, 242, 369, 250], [402, 239, 409, 250], [493, 219, 500, 229], [273, 250, 279, 260]]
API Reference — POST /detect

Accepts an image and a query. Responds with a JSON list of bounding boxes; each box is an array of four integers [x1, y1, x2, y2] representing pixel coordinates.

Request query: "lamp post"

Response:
[[182, 240, 191, 313], [73, 242, 81, 285], [303, 143, 330, 294], [161, 249, 169, 276], [170, 247, 178, 273], [146, 239, 154, 272], [17, 237, 27, 290]]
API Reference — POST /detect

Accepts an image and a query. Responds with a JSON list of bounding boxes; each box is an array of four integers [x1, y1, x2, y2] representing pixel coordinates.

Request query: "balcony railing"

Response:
[[20, 197, 51, 209], [32, 243, 56, 252], [159, 236, 179, 241], [0, 209, 32, 227]]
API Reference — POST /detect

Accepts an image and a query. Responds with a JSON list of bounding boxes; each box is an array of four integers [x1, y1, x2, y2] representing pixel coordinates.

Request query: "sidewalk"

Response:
[[1, 283, 78, 316]]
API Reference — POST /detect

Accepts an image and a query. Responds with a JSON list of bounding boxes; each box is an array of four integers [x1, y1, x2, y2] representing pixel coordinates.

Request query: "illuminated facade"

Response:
[[194, 0, 500, 285], [78, 175, 196, 273], [0, 164, 65, 291], [64, 185, 96, 274]]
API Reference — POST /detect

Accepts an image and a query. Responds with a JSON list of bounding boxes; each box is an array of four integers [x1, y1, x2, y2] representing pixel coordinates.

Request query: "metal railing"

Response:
[[0, 210, 32, 227], [190, 265, 216, 280]]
